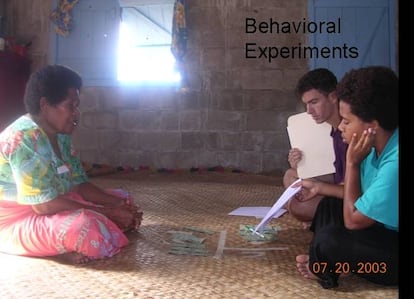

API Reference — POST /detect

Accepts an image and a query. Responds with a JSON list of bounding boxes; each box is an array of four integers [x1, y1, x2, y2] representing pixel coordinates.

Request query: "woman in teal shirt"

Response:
[[295, 66, 398, 289]]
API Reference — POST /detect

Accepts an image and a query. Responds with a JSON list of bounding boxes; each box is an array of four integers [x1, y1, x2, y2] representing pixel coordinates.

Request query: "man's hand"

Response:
[[288, 148, 302, 169]]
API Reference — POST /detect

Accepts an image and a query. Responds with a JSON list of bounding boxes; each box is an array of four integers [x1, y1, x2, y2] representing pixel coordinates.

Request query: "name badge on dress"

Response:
[[57, 164, 70, 174]]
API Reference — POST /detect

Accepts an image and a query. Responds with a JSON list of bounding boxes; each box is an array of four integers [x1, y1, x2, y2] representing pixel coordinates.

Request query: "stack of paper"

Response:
[[287, 112, 335, 179], [251, 178, 302, 236]]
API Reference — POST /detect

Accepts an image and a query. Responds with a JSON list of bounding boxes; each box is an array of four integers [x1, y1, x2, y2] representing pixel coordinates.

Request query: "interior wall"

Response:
[[5, 0, 313, 174]]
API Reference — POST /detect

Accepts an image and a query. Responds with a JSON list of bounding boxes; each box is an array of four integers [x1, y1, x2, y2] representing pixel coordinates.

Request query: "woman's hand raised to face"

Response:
[[346, 128, 376, 166]]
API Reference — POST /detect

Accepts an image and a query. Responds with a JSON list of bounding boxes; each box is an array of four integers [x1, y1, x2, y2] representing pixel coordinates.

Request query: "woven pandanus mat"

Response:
[[0, 172, 398, 299]]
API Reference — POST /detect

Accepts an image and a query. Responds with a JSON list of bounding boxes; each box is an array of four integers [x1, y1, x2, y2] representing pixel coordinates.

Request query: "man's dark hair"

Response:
[[295, 68, 338, 97], [336, 66, 398, 131], [24, 64, 82, 115]]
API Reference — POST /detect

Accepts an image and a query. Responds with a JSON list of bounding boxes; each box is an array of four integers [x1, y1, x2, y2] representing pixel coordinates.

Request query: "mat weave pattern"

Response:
[[0, 172, 398, 298]]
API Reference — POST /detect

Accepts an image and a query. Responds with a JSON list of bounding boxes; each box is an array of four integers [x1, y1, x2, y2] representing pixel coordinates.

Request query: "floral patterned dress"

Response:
[[0, 115, 129, 258]]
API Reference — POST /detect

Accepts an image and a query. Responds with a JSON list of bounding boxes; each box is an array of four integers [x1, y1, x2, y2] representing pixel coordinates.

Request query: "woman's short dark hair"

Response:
[[295, 68, 338, 97], [24, 64, 82, 115], [336, 66, 398, 131]]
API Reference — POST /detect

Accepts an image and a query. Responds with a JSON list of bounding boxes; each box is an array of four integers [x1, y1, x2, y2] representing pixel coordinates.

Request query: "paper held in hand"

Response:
[[251, 178, 302, 237], [287, 112, 335, 179]]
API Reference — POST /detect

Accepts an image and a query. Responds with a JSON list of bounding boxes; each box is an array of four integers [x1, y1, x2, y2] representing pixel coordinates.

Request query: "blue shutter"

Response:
[[309, 0, 396, 80], [50, 0, 120, 86]]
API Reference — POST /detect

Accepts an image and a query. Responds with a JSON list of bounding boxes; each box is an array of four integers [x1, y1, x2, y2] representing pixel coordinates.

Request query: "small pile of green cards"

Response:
[[239, 224, 281, 243], [168, 227, 215, 256]]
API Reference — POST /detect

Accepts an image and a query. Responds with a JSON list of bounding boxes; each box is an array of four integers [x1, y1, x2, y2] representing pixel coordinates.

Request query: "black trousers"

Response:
[[308, 197, 398, 289]]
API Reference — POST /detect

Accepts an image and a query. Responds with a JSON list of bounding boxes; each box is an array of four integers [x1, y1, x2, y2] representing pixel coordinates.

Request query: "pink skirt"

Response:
[[0, 189, 130, 259]]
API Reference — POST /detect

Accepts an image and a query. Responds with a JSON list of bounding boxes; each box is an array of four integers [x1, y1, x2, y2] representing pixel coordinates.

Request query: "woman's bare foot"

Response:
[[53, 252, 91, 265], [296, 254, 319, 280]]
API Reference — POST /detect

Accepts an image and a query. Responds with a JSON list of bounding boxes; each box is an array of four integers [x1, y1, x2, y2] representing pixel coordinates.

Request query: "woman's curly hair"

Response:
[[24, 65, 82, 115], [336, 66, 398, 131]]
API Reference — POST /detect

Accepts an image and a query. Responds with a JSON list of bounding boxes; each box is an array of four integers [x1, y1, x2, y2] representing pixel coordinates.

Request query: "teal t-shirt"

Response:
[[355, 129, 399, 231], [0, 115, 88, 204]]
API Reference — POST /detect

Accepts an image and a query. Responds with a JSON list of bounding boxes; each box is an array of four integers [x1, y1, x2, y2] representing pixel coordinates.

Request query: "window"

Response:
[[50, 0, 181, 86], [118, 0, 181, 84]]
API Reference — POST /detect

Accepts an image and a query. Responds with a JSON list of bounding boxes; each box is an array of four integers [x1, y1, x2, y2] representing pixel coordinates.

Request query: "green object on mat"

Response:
[[169, 243, 209, 256], [239, 224, 280, 242], [168, 231, 209, 256]]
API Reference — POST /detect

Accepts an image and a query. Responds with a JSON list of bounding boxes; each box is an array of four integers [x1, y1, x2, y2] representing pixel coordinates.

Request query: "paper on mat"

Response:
[[228, 207, 287, 219], [287, 112, 335, 179], [252, 178, 302, 234]]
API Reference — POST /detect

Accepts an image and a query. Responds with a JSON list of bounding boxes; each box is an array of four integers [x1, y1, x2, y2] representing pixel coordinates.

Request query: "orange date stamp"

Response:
[[311, 261, 388, 274]]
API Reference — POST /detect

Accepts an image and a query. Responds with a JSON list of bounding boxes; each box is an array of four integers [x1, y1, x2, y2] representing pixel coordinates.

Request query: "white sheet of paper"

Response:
[[287, 112, 335, 179], [252, 178, 302, 234], [228, 206, 287, 219]]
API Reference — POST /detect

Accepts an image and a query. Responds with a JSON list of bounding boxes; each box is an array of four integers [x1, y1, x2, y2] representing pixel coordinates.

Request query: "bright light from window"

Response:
[[117, 22, 181, 84]]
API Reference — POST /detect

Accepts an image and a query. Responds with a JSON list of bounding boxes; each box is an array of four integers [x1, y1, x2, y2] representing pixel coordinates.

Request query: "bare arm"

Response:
[[297, 179, 344, 201], [314, 181, 343, 198], [72, 182, 126, 207], [31, 181, 143, 230], [32, 194, 139, 230], [31, 193, 92, 215], [342, 130, 376, 230]]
